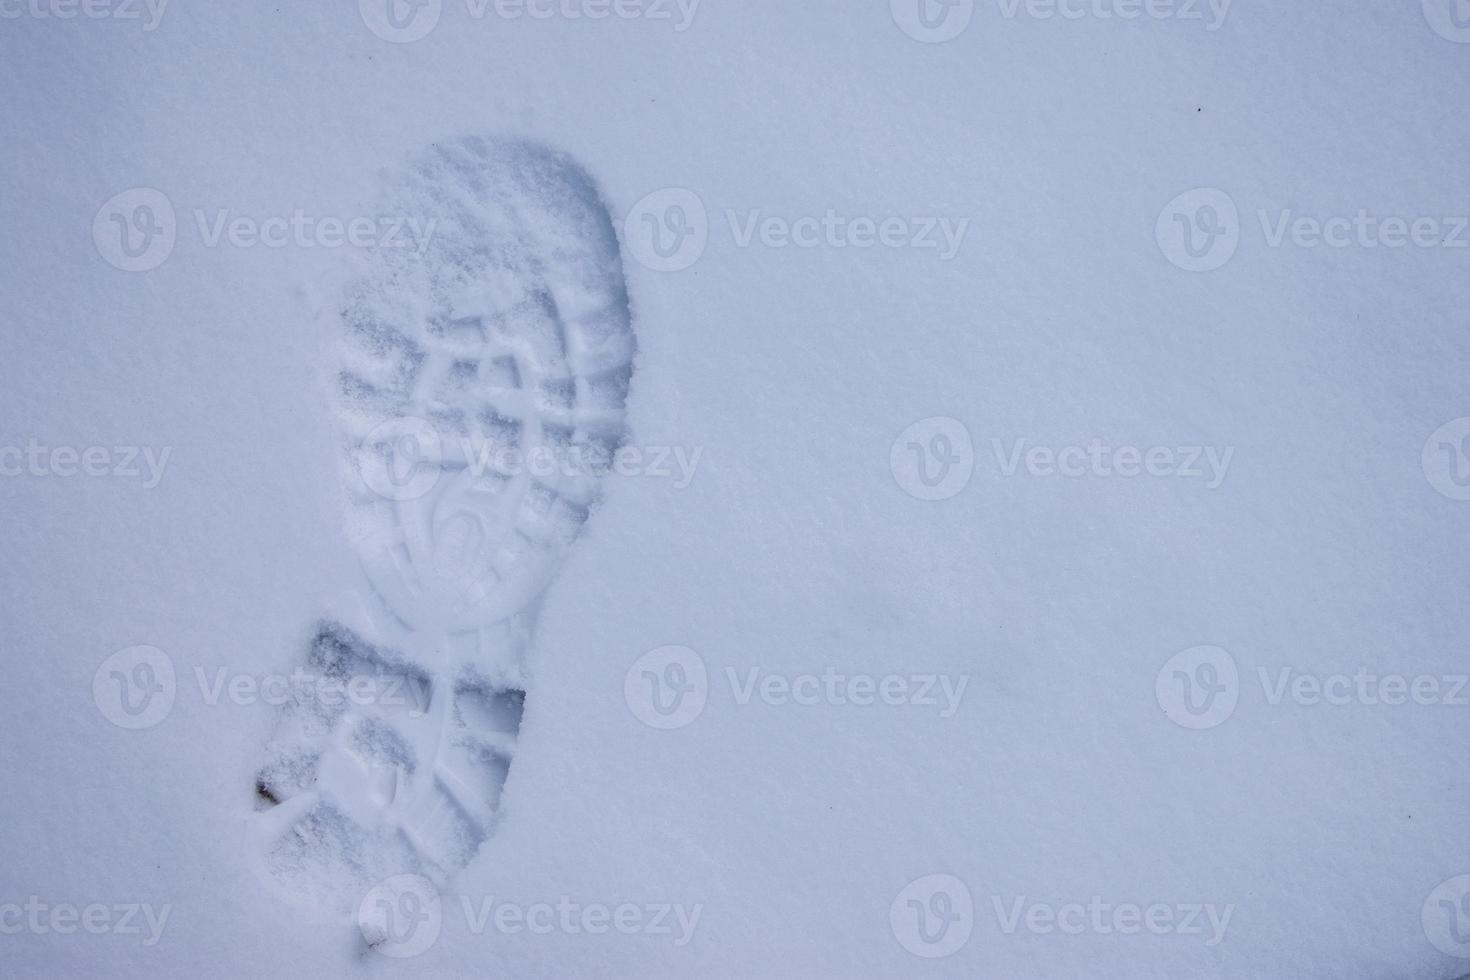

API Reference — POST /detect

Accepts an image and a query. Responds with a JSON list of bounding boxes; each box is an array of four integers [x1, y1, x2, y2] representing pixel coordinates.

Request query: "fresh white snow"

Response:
[[2, 2, 1470, 977]]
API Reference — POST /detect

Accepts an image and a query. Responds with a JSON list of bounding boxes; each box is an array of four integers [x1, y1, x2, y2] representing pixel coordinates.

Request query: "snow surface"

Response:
[[2, 2, 1470, 977]]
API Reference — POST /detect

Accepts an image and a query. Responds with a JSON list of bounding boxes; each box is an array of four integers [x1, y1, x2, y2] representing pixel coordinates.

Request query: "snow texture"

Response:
[[2, 2, 1470, 978]]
